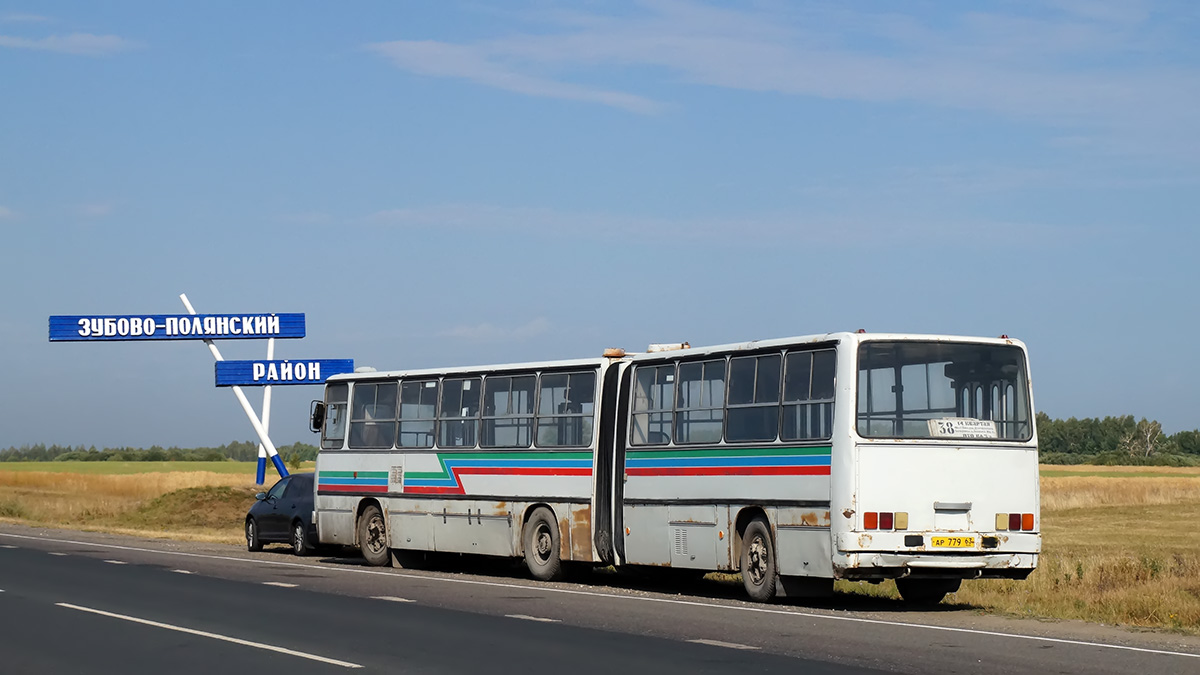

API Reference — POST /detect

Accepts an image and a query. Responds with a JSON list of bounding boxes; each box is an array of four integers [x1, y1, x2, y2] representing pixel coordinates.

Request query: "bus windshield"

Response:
[[857, 341, 1031, 441]]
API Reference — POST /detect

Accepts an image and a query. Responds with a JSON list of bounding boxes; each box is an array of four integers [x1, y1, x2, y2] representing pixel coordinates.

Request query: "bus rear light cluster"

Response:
[[864, 511, 908, 530], [996, 513, 1035, 531]]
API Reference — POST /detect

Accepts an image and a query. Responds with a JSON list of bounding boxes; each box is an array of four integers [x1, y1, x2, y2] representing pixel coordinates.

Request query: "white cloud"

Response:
[[438, 317, 551, 342], [366, 40, 663, 114], [365, 1, 1200, 155], [0, 32, 137, 56], [78, 203, 114, 218], [0, 13, 50, 23]]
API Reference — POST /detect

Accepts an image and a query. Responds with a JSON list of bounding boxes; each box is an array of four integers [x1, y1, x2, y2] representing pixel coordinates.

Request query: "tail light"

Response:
[[864, 511, 907, 530], [995, 513, 1035, 531]]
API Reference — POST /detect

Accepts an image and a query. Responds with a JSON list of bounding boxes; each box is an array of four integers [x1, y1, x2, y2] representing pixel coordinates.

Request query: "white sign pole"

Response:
[[256, 337, 275, 484], [179, 294, 288, 480]]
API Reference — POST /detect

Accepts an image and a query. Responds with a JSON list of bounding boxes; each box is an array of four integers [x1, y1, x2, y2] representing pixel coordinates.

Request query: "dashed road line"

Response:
[[103, 560, 127, 565], [688, 639, 760, 650], [371, 596, 414, 603], [56, 602, 361, 668], [506, 614, 560, 623], [172, 570, 193, 575], [263, 582, 297, 588]]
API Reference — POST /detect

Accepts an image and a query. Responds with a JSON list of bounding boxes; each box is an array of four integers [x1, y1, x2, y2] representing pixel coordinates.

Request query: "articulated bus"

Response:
[[307, 332, 1039, 603]]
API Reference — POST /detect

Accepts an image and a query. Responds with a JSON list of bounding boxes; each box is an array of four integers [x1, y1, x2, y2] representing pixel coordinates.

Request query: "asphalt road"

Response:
[[1, 524, 1198, 674]]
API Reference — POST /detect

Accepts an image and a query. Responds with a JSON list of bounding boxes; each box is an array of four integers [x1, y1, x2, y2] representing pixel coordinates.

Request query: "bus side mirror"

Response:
[[310, 401, 326, 433]]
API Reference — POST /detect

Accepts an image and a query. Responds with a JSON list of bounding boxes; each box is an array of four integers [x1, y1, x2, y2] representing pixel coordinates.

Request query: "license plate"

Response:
[[931, 536, 975, 548]]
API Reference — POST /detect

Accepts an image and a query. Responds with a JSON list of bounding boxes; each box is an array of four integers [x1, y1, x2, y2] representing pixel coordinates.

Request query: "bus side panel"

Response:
[[317, 494, 357, 546], [622, 504, 671, 565], [775, 506, 834, 577]]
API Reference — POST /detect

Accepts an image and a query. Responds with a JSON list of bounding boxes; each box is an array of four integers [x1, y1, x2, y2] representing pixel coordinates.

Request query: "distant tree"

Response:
[[1121, 418, 1165, 458]]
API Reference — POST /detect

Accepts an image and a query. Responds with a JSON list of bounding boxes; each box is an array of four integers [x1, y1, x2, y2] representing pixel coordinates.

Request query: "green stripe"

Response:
[[404, 450, 594, 480], [627, 445, 831, 459]]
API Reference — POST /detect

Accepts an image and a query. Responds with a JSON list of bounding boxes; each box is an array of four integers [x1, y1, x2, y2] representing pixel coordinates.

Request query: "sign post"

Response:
[[50, 297, 349, 485], [179, 294, 289, 480]]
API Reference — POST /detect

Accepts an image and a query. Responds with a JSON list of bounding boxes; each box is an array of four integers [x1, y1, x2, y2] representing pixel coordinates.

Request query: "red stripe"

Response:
[[318, 484, 388, 493], [403, 486, 464, 495], [625, 466, 831, 476]]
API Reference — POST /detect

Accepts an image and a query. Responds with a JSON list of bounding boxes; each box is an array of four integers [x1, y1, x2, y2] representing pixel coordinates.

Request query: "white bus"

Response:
[[308, 332, 1039, 603]]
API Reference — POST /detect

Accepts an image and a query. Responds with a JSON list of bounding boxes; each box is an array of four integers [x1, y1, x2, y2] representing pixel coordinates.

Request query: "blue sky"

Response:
[[2, 1, 1198, 449]]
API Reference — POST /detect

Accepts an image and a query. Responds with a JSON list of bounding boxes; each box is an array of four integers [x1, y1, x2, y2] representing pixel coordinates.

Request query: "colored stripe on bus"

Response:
[[404, 452, 594, 495], [625, 446, 831, 477]]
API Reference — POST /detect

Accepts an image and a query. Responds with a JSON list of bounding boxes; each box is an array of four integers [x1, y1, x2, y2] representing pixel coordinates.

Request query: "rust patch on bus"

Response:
[[798, 510, 831, 527], [569, 505, 593, 561]]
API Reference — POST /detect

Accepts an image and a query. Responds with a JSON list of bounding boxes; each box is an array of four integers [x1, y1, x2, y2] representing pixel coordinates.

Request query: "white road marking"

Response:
[[55, 603, 361, 668], [103, 560, 127, 565], [371, 596, 414, 603], [172, 570, 193, 575], [506, 614, 560, 623], [0, 545, 17, 549], [688, 638, 760, 650], [49, 552, 68, 556], [5, 532, 1197, 661], [262, 582, 297, 588]]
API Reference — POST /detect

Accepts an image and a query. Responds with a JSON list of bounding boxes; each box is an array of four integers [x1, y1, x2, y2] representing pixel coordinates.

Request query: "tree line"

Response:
[[0, 440, 319, 466], [1036, 413, 1199, 465]]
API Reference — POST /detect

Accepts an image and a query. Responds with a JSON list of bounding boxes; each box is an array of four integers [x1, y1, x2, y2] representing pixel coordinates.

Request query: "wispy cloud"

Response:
[[366, 0, 1200, 155], [0, 13, 50, 23], [0, 206, 15, 220], [438, 317, 551, 342], [365, 202, 1078, 246], [366, 40, 663, 114], [77, 203, 114, 218], [0, 32, 138, 56]]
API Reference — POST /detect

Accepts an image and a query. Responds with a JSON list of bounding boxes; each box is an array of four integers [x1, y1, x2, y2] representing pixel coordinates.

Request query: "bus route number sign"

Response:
[[928, 418, 998, 439]]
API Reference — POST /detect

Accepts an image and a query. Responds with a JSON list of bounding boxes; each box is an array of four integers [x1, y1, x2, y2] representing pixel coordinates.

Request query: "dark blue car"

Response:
[[245, 472, 317, 556]]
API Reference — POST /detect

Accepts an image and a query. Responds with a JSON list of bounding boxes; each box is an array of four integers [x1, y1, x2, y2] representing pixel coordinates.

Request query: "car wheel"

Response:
[[291, 520, 309, 557], [246, 518, 262, 552], [357, 504, 390, 566]]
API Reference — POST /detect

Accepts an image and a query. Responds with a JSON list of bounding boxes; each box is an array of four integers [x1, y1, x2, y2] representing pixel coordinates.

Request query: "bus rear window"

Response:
[[856, 342, 1031, 441]]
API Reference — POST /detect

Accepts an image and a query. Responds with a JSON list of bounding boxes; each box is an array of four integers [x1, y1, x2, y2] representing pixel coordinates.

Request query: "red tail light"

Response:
[[1022, 513, 1035, 531], [1009, 513, 1022, 531], [880, 512, 894, 530], [864, 512, 878, 530]]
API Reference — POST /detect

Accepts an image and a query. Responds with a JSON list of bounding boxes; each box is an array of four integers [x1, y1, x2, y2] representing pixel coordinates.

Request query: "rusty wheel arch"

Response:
[[732, 506, 771, 570], [354, 498, 384, 547]]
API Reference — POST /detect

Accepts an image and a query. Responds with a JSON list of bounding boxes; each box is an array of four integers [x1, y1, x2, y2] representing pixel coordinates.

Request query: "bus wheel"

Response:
[[246, 518, 262, 552], [740, 517, 777, 602], [895, 577, 960, 605], [358, 505, 390, 567], [522, 507, 563, 581]]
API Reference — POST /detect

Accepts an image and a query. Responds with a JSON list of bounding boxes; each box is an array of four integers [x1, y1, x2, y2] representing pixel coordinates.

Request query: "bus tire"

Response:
[[895, 577, 960, 605], [740, 517, 777, 602], [291, 520, 309, 557], [246, 518, 262, 552], [522, 507, 563, 581], [358, 504, 390, 567]]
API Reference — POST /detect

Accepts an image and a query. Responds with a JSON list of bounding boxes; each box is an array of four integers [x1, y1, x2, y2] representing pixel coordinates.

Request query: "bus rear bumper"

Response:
[[834, 552, 1038, 581]]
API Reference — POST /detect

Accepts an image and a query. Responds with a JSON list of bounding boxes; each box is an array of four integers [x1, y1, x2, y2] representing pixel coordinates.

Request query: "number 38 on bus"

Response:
[[308, 332, 1039, 604]]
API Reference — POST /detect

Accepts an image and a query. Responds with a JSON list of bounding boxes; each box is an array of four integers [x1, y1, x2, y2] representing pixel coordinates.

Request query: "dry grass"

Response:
[[1041, 475, 1200, 511], [0, 470, 263, 544]]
